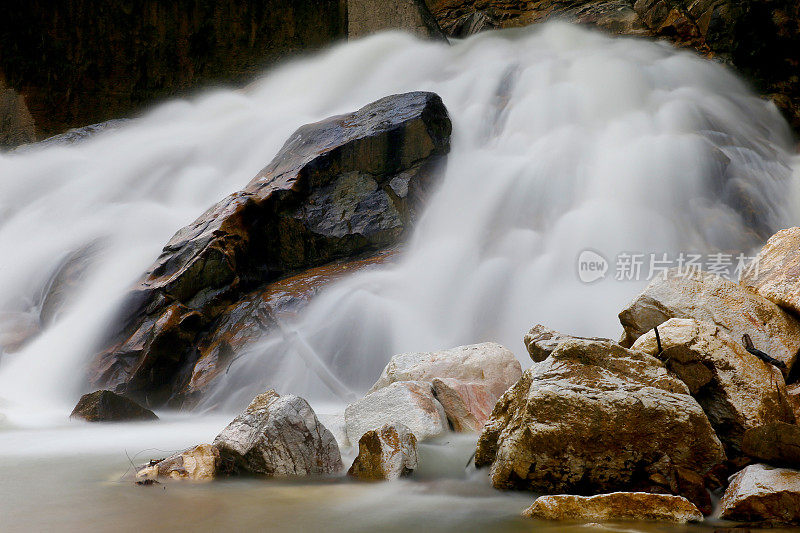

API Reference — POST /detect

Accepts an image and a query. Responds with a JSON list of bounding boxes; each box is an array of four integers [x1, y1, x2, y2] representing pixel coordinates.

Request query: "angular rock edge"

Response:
[[88, 91, 452, 406]]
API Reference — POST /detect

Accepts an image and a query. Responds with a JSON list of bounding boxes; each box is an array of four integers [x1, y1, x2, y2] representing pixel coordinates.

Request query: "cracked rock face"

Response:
[[475, 338, 725, 505], [347, 423, 418, 481], [618, 269, 800, 373], [632, 318, 795, 455], [213, 390, 343, 476]]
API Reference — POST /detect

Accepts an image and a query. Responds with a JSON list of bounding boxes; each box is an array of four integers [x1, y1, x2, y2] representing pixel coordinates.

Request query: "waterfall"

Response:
[[0, 23, 797, 422]]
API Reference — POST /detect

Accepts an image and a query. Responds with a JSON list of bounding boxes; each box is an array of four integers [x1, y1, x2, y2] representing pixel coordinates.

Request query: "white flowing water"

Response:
[[0, 23, 798, 532]]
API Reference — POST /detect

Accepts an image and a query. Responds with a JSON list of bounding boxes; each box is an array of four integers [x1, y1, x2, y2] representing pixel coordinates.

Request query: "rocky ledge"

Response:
[[88, 91, 452, 407]]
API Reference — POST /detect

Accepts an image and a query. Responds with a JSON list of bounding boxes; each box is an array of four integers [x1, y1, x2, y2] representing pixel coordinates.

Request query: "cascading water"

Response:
[[0, 23, 798, 425]]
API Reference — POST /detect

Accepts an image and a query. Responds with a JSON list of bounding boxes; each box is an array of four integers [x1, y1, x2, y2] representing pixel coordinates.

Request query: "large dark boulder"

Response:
[[89, 91, 451, 406], [70, 390, 158, 422]]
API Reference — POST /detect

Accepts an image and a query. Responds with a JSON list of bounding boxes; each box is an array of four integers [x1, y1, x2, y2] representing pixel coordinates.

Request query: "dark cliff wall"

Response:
[[0, 0, 347, 141], [426, 0, 800, 133]]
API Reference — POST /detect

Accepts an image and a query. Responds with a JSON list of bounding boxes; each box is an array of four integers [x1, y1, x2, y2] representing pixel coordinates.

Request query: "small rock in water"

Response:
[[348, 423, 418, 481], [345, 381, 448, 444], [522, 492, 704, 523], [213, 390, 343, 476], [720, 463, 800, 524], [742, 422, 800, 468], [136, 444, 221, 482], [69, 390, 158, 422]]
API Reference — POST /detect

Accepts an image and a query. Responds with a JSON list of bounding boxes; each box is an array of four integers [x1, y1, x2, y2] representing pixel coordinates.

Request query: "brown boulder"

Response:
[[523, 323, 611, 363], [70, 390, 158, 422], [742, 422, 800, 469], [720, 463, 800, 525], [740, 227, 800, 316], [136, 444, 221, 482], [618, 269, 800, 373], [347, 423, 418, 481], [89, 92, 451, 406], [475, 338, 725, 506], [631, 318, 795, 455], [522, 492, 703, 523]]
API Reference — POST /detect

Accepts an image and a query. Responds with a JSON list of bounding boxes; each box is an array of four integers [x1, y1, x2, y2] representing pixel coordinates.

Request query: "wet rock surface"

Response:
[[213, 390, 343, 476], [742, 422, 800, 469], [70, 390, 158, 422], [183, 251, 397, 402], [89, 92, 451, 406], [522, 492, 704, 523], [618, 269, 800, 373], [347, 422, 418, 481], [741, 227, 800, 316], [136, 444, 221, 482], [719, 463, 800, 525], [475, 338, 725, 506], [631, 318, 795, 455]]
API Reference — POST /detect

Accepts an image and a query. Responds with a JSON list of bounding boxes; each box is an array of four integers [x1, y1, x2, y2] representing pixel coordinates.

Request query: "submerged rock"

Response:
[[69, 390, 158, 422], [368, 342, 521, 398], [523, 323, 611, 363], [522, 492, 703, 523], [213, 390, 343, 476], [742, 422, 800, 468], [431, 377, 496, 432], [631, 318, 794, 455], [719, 463, 800, 524], [89, 91, 451, 405], [136, 444, 221, 482], [618, 269, 800, 373], [345, 381, 448, 444], [347, 423, 418, 481], [475, 338, 725, 506], [741, 227, 800, 315]]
